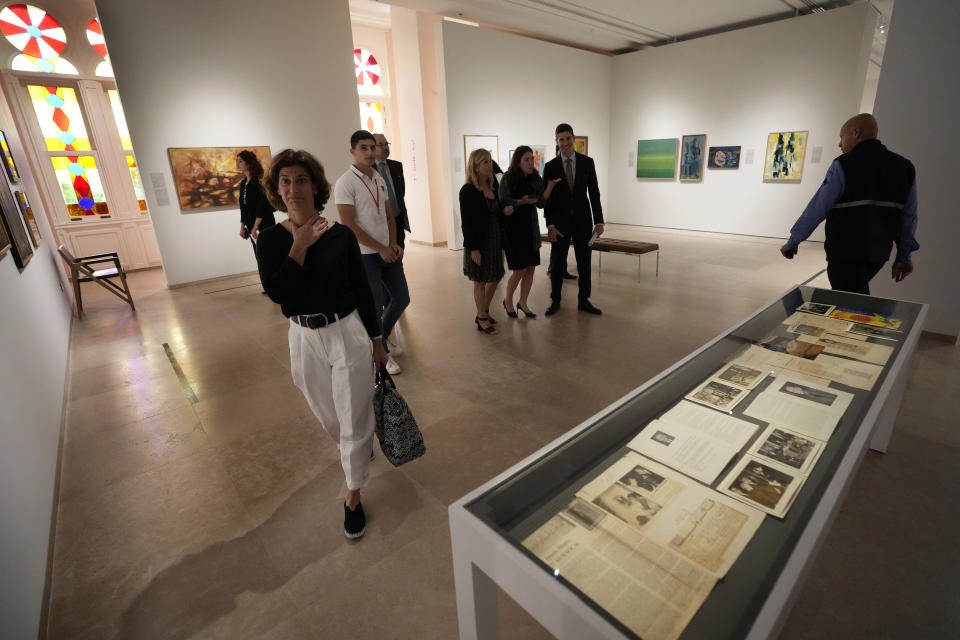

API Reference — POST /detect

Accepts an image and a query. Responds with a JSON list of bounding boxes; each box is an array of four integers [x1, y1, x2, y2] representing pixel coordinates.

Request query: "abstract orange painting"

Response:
[[168, 146, 271, 210]]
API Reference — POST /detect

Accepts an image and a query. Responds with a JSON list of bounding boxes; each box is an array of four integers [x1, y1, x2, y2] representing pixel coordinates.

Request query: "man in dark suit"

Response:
[[374, 134, 411, 248], [543, 123, 604, 315]]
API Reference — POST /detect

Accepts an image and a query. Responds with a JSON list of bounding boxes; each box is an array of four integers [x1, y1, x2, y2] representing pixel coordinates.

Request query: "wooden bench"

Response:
[[539, 234, 660, 279]]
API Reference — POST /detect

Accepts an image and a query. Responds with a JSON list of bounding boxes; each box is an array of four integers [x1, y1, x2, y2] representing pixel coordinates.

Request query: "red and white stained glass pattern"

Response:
[[95, 60, 113, 77], [27, 85, 91, 151], [0, 4, 66, 59], [85, 18, 108, 59], [11, 53, 77, 73], [354, 48, 382, 96], [50, 155, 109, 217], [359, 101, 383, 134]]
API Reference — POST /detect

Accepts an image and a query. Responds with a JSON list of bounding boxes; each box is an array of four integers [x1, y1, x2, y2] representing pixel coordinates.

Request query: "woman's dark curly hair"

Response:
[[236, 149, 265, 179], [261, 148, 331, 212]]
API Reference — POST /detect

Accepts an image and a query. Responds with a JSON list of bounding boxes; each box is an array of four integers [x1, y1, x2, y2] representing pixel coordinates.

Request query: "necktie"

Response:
[[564, 158, 574, 189], [376, 162, 400, 215]]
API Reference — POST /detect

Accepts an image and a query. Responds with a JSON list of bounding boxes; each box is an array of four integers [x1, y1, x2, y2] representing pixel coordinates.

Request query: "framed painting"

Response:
[[763, 131, 808, 182], [0, 185, 32, 269], [0, 201, 10, 260], [679, 134, 706, 182], [167, 146, 272, 210], [707, 145, 741, 169], [0, 130, 20, 183], [463, 135, 498, 174], [636, 138, 678, 179], [15, 191, 40, 247], [573, 136, 588, 155]]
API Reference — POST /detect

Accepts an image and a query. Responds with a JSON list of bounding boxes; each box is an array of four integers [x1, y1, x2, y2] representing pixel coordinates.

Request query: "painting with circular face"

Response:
[[707, 145, 741, 169]]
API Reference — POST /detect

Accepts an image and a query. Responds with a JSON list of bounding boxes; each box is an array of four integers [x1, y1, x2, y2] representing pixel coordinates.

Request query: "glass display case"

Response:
[[449, 285, 927, 640]]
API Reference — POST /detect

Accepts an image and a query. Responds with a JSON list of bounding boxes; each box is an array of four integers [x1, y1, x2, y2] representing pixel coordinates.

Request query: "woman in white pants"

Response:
[[257, 149, 388, 539]]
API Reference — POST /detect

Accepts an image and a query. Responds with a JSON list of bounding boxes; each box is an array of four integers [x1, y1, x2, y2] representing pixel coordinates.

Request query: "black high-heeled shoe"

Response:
[[502, 299, 518, 318], [517, 301, 537, 318], [475, 316, 497, 334]]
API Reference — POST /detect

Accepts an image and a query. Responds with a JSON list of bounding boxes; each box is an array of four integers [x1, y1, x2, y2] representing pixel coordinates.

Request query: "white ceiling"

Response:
[[351, 0, 894, 55]]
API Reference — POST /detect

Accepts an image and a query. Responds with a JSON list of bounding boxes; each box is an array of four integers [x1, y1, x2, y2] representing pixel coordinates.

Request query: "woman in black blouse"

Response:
[[236, 150, 276, 256], [460, 148, 509, 334], [499, 146, 561, 317], [257, 149, 387, 540]]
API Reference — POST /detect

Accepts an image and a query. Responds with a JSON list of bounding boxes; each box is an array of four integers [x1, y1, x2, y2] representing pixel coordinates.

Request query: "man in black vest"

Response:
[[780, 113, 918, 295], [543, 123, 604, 315]]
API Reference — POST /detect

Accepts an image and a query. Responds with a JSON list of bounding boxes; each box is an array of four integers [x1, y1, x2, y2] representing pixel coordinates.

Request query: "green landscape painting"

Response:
[[636, 138, 677, 179]]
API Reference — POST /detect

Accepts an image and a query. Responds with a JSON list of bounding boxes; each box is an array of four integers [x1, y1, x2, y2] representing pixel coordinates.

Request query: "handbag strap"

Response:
[[377, 365, 397, 390]]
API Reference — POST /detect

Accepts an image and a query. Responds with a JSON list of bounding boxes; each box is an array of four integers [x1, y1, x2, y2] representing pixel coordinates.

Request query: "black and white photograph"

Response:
[[686, 379, 745, 411], [716, 362, 767, 389], [563, 497, 607, 530], [797, 301, 835, 316], [651, 430, 675, 446], [721, 457, 799, 515], [778, 381, 838, 407], [619, 464, 665, 493], [593, 484, 663, 531], [751, 425, 823, 473], [789, 323, 826, 338]]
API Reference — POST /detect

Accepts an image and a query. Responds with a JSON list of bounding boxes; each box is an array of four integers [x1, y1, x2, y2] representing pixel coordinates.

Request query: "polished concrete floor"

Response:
[[48, 225, 958, 639]]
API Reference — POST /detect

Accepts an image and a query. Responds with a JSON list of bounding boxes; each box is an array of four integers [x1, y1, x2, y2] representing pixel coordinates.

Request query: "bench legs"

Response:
[[595, 250, 660, 280]]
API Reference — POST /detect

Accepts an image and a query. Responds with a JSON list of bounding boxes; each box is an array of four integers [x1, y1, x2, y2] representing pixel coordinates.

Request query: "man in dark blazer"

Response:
[[374, 134, 411, 248], [542, 123, 604, 315]]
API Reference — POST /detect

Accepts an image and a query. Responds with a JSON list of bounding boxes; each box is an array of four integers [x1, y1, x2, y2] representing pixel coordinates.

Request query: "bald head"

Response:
[[838, 113, 878, 153]]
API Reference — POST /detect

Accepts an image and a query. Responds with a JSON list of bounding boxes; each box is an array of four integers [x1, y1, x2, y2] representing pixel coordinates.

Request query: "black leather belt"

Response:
[[291, 307, 355, 329]]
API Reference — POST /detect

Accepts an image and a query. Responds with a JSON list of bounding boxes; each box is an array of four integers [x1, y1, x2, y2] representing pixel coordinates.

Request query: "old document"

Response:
[[576, 453, 764, 577], [718, 454, 804, 518], [523, 509, 716, 640], [743, 374, 854, 440], [816, 333, 893, 366], [747, 424, 825, 475], [737, 344, 882, 391], [782, 311, 853, 334], [628, 402, 758, 484]]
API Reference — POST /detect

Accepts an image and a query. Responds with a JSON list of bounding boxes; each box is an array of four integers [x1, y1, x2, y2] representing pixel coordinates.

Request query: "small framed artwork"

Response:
[[0, 204, 10, 260], [679, 134, 706, 182], [463, 134, 499, 173], [707, 145, 741, 169], [636, 138, 678, 179], [0, 186, 32, 269], [763, 130, 808, 182], [573, 136, 588, 155], [15, 191, 40, 247], [0, 130, 20, 183]]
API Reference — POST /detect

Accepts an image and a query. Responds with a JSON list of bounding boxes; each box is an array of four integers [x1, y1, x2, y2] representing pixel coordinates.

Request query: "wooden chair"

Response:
[[57, 244, 135, 318]]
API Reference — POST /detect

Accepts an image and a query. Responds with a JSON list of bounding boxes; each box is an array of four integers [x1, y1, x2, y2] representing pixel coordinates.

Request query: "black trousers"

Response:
[[549, 229, 592, 303], [827, 260, 886, 295]]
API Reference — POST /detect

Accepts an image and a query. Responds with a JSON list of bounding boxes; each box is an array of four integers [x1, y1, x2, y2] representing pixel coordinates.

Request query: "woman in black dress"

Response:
[[236, 150, 276, 257], [257, 149, 388, 539], [498, 146, 561, 317], [460, 148, 509, 334]]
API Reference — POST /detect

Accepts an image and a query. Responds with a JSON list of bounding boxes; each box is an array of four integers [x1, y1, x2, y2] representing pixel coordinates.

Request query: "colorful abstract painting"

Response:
[[764, 131, 807, 182], [0, 130, 20, 182], [530, 145, 546, 176], [15, 190, 40, 247], [707, 146, 741, 169], [0, 185, 32, 269], [573, 136, 588, 155], [829, 308, 902, 330], [168, 146, 272, 210], [636, 138, 677, 179], [679, 134, 706, 182]]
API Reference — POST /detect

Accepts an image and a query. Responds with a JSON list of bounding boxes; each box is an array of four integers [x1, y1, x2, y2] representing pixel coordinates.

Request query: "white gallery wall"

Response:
[[442, 21, 613, 249], [0, 84, 72, 637], [607, 3, 875, 239], [96, 0, 361, 286], [868, 0, 960, 338]]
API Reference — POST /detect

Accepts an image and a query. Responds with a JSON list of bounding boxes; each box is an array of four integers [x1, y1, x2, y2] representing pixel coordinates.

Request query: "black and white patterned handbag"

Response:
[[373, 367, 426, 466]]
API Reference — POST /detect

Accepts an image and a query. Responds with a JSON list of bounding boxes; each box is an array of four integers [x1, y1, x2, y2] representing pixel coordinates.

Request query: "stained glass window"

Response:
[[28, 85, 91, 151], [359, 101, 383, 134], [1, 4, 76, 74], [50, 155, 108, 217], [126, 154, 146, 212], [107, 89, 132, 150], [86, 18, 114, 77], [354, 48, 382, 96]]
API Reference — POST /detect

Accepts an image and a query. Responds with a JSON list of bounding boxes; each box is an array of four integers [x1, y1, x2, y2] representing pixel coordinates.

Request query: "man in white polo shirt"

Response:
[[335, 130, 409, 375]]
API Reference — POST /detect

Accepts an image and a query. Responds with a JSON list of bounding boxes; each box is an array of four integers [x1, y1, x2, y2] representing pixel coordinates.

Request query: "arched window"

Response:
[[354, 47, 386, 134], [0, 4, 76, 74]]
